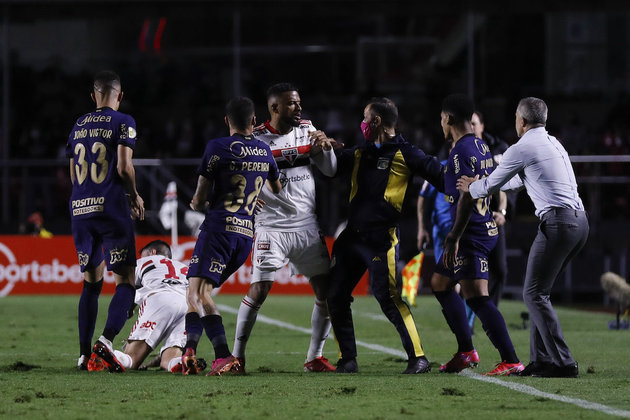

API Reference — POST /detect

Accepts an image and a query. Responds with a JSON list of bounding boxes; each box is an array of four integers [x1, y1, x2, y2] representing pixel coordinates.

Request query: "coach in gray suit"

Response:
[[456, 97, 589, 378]]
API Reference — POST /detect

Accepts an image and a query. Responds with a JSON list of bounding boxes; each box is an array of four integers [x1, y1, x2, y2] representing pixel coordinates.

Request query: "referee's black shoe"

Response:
[[335, 358, 358, 373], [403, 356, 431, 374]]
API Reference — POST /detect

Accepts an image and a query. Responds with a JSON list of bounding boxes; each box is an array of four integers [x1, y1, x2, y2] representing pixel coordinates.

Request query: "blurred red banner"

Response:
[[0, 235, 370, 296]]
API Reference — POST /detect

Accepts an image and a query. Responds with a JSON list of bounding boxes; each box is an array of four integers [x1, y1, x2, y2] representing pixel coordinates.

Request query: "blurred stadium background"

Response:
[[0, 0, 629, 303]]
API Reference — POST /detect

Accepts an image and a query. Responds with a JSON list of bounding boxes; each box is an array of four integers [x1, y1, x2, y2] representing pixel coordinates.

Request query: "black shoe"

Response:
[[532, 362, 578, 378], [518, 361, 549, 377], [403, 356, 431, 374], [335, 358, 358, 373]]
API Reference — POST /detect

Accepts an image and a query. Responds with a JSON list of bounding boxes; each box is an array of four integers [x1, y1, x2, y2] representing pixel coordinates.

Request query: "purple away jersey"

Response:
[[443, 134, 498, 251], [197, 133, 279, 238], [66, 106, 137, 221], [65, 106, 138, 271]]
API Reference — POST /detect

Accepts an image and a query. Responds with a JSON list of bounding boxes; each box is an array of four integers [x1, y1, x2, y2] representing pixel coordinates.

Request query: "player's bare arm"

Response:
[[190, 175, 212, 212], [117, 144, 145, 220], [442, 191, 474, 269], [416, 195, 430, 251], [267, 179, 282, 194]]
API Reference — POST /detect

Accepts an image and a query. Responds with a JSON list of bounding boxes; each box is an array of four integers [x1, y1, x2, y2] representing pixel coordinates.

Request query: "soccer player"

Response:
[[88, 240, 204, 373], [458, 97, 588, 378], [232, 83, 337, 373], [183, 97, 282, 376], [327, 97, 443, 374], [431, 94, 523, 376], [67, 70, 144, 372]]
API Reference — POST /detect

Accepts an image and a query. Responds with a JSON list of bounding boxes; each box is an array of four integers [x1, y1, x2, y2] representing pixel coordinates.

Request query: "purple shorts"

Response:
[[186, 229, 252, 287], [434, 238, 493, 281], [71, 215, 136, 273]]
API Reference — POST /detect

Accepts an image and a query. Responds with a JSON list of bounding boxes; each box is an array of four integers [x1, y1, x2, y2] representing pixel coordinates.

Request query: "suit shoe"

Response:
[[403, 356, 431, 374], [335, 358, 358, 373], [518, 361, 551, 377], [532, 362, 578, 378]]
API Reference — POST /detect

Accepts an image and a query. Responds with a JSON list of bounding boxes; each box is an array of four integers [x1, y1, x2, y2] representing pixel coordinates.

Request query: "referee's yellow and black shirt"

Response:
[[337, 134, 444, 231]]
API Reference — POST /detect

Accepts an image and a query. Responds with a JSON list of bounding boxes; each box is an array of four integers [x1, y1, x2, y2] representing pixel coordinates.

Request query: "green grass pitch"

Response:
[[1, 294, 628, 419]]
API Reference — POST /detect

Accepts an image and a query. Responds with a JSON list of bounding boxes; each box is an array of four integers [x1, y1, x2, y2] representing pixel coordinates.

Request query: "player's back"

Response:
[[134, 255, 188, 304], [66, 107, 137, 220], [445, 135, 498, 243], [253, 121, 319, 231], [198, 133, 277, 238]]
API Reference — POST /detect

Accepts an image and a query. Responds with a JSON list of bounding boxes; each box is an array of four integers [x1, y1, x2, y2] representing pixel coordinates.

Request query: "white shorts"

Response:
[[252, 229, 330, 282], [126, 291, 187, 355]]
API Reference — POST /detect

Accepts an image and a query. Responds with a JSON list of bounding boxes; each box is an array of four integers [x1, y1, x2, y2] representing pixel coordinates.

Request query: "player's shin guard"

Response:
[[102, 283, 135, 342], [466, 296, 518, 363], [307, 299, 331, 361], [78, 279, 103, 357], [201, 314, 231, 359], [434, 289, 474, 353], [233, 296, 260, 359]]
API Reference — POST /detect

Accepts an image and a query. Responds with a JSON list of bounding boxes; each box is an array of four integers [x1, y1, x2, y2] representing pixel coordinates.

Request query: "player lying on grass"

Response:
[[88, 240, 206, 373]]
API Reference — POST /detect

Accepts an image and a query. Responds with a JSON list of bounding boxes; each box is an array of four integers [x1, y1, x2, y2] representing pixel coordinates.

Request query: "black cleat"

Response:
[[335, 358, 358, 373], [403, 356, 431, 374]]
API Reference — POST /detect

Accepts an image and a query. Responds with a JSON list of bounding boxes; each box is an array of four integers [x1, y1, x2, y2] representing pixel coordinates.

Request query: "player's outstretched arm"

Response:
[[117, 144, 144, 220], [308, 130, 337, 176]]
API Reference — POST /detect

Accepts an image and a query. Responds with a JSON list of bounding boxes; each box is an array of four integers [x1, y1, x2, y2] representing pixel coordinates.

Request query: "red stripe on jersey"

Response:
[[271, 144, 312, 158], [264, 121, 279, 134], [141, 260, 153, 270]]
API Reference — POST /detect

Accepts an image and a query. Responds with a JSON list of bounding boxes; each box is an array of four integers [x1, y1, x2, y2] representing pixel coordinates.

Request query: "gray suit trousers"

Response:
[[523, 208, 589, 366]]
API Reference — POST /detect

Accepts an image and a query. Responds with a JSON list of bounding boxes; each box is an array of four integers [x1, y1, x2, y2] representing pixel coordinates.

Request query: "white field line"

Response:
[[217, 304, 630, 418]]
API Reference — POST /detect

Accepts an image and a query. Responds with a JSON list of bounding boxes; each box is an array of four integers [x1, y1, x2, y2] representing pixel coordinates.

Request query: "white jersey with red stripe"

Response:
[[254, 120, 335, 232], [134, 255, 189, 305]]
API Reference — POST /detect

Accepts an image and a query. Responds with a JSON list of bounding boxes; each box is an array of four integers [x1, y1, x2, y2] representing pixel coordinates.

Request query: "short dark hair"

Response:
[[93, 70, 121, 95], [473, 110, 484, 124], [517, 97, 547, 126], [226, 97, 255, 130], [442, 94, 474, 124], [266, 82, 299, 99], [368, 97, 398, 127], [140, 240, 172, 259]]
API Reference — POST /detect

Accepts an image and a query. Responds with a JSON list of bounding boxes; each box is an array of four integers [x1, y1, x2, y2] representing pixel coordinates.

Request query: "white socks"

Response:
[[306, 299, 332, 362], [113, 350, 133, 369], [232, 296, 261, 359], [167, 357, 181, 372]]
